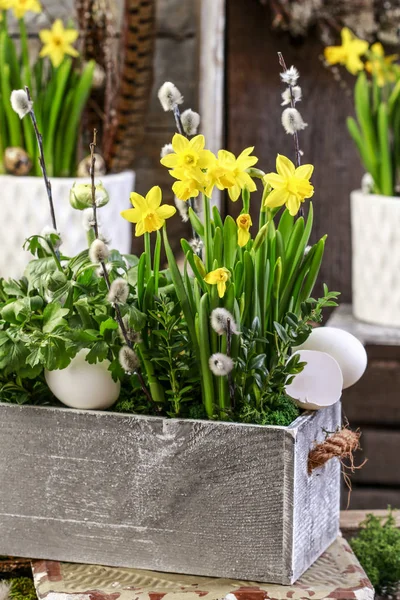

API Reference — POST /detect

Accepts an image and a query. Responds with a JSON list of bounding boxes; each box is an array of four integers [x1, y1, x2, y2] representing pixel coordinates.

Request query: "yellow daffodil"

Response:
[[12, 0, 41, 19], [0, 0, 14, 10], [263, 154, 314, 216], [170, 166, 207, 201], [324, 28, 368, 75], [160, 133, 214, 172], [365, 43, 398, 86], [236, 213, 252, 247], [120, 186, 176, 236], [39, 19, 79, 68], [204, 267, 231, 298], [216, 147, 258, 201]]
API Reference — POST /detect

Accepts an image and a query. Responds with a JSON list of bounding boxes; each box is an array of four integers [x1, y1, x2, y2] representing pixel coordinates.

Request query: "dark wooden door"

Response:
[[226, 0, 364, 303]]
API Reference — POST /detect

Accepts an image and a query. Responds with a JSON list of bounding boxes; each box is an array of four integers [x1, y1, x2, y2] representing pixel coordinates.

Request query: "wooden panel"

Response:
[[347, 488, 400, 510], [348, 428, 400, 486], [226, 0, 364, 301], [0, 402, 340, 585], [340, 509, 400, 532]]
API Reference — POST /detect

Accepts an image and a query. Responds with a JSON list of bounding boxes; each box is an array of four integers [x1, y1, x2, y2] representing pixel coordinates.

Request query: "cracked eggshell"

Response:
[[293, 327, 367, 389], [45, 348, 120, 410], [285, 349, 343, 410]]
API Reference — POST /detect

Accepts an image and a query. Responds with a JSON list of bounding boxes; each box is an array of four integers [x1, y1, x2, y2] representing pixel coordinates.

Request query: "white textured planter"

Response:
[[351, 190, 400, 327], [1, 171, 135, 279], [0, 401, 341, 584]]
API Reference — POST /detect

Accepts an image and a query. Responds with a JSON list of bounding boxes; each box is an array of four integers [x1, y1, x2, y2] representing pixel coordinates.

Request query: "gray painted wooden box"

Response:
[[0, 401, 341, 584]]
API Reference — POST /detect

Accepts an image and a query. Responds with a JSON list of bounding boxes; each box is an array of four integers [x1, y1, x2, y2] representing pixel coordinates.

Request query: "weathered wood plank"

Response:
[[349, 428, 400, 486], [0, 402, 340, 584], [347, 488, 400, 510], [340, 509, 400, 532]]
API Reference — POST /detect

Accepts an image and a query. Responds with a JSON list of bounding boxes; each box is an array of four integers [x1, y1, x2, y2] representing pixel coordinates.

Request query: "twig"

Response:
[[25, 86, 58, 232], [226, 318, 235, 410], [88, 130, 155, 410]]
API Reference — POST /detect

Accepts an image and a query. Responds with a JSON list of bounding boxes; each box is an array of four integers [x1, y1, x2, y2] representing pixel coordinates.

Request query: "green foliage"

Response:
[[9, 577, 37, 600], [347, 71, 400, 196], [0, 25, 94, 176], [350, 510, 400, 595]]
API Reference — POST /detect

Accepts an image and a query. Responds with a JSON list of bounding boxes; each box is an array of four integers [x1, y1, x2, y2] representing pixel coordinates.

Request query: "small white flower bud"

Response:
[[189, 238, 203, 254], [209, 353, 234, 377], [281, 108, 307, 135], [107, 278, 129, 304], [119, 345, 140, 374], [96, 263, 112, 278], [158, 81, 183, 112], [181, 109, 200, 135], [160, 143, 174, 158], [210, 308, 239, 336], [175, 196, 189, 222], [10, 89, 33, 119], [41, 226, 62, 249], [82, 208, 97, 231], [119, 317, 142, 344], [281, 86, 302, 106], [280, 66, 300, 86], [89, 239, 109, 264]]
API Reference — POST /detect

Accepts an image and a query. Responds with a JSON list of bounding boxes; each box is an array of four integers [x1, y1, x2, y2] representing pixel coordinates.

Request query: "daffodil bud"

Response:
[[69, 182, 109, 210]]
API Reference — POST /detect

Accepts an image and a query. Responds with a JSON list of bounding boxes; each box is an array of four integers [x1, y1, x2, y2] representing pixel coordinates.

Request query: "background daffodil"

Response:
[[236, 213, 252, 247], [324, 27, 368, 75], [11, 0, 41, 19], [0, 0, 14, 10], [365, 43, 398, 86], [217, 147, 258, 201], [204, 267, 230, 298], [264, 154, 314, 216], [39, 19, 79, 68], [121, 185, 176, 236]]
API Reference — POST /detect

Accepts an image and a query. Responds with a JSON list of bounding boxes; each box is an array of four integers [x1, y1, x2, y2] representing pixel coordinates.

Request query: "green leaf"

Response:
[[42, 302, 69, 333], [86, 341, 109, 364], [223, 215, 237, 270], [100, 317, 118, 336]]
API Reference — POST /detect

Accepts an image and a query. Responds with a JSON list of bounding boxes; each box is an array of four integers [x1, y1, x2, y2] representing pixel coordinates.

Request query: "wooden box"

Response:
[[0, 401, 341, 585]]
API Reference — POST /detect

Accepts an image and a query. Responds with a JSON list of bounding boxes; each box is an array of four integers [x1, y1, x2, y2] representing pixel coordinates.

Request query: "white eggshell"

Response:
[[285, 349, 343, 410], [45, 348, 120, 410], [293, 327, 367, 389]]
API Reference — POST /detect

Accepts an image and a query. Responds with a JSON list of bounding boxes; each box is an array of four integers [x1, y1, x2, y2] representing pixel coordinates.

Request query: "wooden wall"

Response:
[[226, 0, 364, 303]]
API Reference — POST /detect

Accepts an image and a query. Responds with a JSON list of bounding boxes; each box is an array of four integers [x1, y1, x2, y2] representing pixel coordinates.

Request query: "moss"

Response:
[[9, 577, 36, 600], [350, 510, 400, 595], [238, 395, 300, 426]]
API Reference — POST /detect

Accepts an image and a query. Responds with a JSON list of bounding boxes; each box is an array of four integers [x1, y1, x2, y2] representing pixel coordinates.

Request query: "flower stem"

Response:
[[19, 20, 32, 92], [144, 232, 152, 281], [25, 87, 58, 233], [88, 130, 155, 411]]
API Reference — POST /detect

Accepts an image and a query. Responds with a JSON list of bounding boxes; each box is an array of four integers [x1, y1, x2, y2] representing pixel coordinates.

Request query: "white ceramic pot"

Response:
[[1, 170, 135, 279], [45, 349, 121, 410], [351, 189, 400, 327]]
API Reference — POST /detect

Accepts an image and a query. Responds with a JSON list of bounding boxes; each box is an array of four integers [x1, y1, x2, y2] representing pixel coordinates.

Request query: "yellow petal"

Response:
[[295, 164, 314, 180], [156, 204, 176, 220], [160, 154, 178, 169], [64, 29, 79, 44], [228, 184, 241, 202], [217, 149, 235, 165], [146, 185, 162, 210], [120, 208, 141, 223], [296, 181, 314, 198], [135, 220, 145, 237], [52, 19, 64, 35], [341, 27, 353, 45], [172, 133, 188, 153], [264, 188, 290, 209], [129, 191, 147, 211], [217, 281, 226, 298], [50, 49, 64, 68], [65, 45, 79, 58], [189, 134, 205, 152], [198, 149, 215, 170], [237, 228, 250, 248], [346, 53, 365, 75], [172, 180, 193, 201], [236, 172, 257, 192], [264, 172, 286, 189], [39, 29, 52, 43], [204, 272, 218, 285], [370, 42, 384, 57], [324, 46, 345, 66], [287, 195, 301, 216], [276, 154, 295, 178]]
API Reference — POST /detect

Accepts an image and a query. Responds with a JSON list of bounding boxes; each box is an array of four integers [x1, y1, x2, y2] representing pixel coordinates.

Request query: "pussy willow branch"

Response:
[[277, 53, 302, 169], [226, 318, 235, 410], [89, 130, 154, 409], [25, 86, 58, 232]]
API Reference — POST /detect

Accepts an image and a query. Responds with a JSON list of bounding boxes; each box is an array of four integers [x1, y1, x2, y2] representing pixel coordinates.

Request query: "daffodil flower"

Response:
[[324, 28, 368, 75], [204, 267, 231, 298], [236, 213, 252, 247], [170, 166, 207, 201], [217, 147, 258, 201], [263, 154, 314, 216], [39, 20, 79, 68], [0, 0, 14, 10], [120, 186, 176, 236], [11, 0, 41, 19], [160, 133, 214, 172], [365, 43, 398, 87]]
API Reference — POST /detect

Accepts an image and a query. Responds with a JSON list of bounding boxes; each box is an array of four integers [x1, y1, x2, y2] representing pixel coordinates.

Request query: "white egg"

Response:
[[45, 348, 121, 410], [285, 349, 343, 410], [293, 327, 367, 389]]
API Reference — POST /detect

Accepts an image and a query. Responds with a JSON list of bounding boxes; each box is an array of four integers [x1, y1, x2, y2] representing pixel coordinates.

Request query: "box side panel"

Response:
[[291, 402, 342, 583], [0, 405, 288, 583]]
